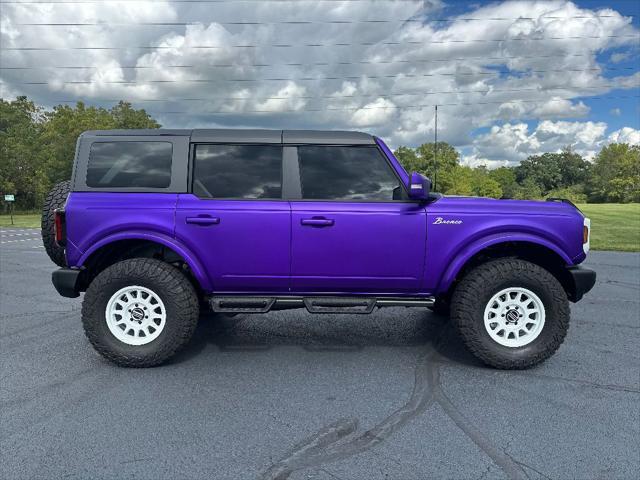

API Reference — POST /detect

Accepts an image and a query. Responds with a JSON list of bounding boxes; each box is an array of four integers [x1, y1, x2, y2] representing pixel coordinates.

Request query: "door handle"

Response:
[[186, 216, 220, 226], [301, 218, 334, 227]]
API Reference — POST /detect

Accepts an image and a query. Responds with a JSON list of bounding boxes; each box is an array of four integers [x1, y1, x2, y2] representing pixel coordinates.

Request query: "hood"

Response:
[[430, 195, 583, 217]]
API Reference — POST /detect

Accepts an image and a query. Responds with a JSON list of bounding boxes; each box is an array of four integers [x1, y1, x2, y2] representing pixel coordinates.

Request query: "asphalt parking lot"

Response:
[[1, 227, 638, 480]]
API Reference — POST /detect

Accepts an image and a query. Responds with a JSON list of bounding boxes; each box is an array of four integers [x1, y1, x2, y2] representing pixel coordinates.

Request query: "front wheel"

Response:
[[81, 258, 199, 367], [451, 259, 569, 369]]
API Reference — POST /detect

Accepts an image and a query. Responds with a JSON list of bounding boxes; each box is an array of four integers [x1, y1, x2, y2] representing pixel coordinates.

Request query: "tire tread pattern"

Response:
[[451, 258, 570, 369], [81, 258, 199, 367], [41, 179, 71, 267]]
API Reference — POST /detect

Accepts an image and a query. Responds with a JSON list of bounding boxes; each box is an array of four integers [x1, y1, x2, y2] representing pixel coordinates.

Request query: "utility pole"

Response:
[[434, 105, 438, 192]]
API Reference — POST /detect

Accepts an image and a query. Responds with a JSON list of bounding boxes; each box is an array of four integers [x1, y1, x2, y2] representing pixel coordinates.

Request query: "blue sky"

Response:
[[1, 0, 638, 165]]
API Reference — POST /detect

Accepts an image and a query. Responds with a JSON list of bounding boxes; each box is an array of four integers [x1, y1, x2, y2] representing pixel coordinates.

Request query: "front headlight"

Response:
[[583, 217, 591, 254]]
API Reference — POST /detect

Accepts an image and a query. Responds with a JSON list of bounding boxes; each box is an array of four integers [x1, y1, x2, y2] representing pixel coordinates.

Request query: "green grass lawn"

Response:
[[2, 204, 638, 251], [0, 213, 40, 228], [577, 203, 640, 252]]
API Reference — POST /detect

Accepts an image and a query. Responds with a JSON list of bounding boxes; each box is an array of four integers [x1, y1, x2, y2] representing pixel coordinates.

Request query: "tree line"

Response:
[[1, 96, 160, 210], [395, 141, 639, 204], [1, 96, 638, 211]]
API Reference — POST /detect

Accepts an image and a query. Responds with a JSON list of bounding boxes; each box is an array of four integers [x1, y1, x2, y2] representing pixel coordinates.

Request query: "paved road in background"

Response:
[[1, 228, 639, 480]]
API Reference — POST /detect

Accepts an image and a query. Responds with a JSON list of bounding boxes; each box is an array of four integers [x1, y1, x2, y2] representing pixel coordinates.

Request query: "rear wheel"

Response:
[[451, 258, 569, 369], [81, 258, 199, 367], [41, 180, 71, 267]]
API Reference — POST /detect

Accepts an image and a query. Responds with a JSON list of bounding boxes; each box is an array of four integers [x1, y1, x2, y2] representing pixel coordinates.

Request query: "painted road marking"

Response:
[[1, 238, 42, 244], [0, 232, 41, 237]]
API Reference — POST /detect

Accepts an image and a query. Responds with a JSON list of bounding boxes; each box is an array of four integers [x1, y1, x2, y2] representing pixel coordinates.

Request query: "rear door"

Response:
[[289, 145, 427, 294], [66, 134, 188, 266], [175, 143, 290, 293]]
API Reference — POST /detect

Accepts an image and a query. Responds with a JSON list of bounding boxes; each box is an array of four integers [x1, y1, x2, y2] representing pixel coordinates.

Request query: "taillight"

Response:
[[54, 209, 66, 246], [583, 225, 589, 244]]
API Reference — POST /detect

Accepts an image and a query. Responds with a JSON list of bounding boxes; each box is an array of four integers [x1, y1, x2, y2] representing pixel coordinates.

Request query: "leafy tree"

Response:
[[488, 167, 518, 198], [556, 147, 590, 187], [394, 142, 459, 191], [515, 153, 561, 194], [515, 148, 589, 195], [587, 143, 640, 203], [545, 186, 587, 203], [1, 97, 160, 210], [471, 168, 502, 198], [39, 101, 160, 192], [439, 166, 473, 196], [39, 102, 115, 187], [0, 97, 47, 209], [2, 95, 638, 210], [514, 177, 543, 200], [414, 142, 460, 175], [393, 146, 419, 170], [110, 101, 162, 129]]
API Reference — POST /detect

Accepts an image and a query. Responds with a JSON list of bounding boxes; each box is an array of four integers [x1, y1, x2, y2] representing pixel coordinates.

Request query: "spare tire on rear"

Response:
[[41, 180, 71, 267]]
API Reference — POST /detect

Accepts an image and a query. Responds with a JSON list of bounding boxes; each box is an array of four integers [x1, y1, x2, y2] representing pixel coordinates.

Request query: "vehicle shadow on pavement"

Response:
[[170, 310, 528, 480], [170, 308, 483, 369]]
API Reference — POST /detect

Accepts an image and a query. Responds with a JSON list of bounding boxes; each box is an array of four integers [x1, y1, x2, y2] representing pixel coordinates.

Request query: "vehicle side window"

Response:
[[193, 144, 282, 199], [86, 141, 173, 188], [298, 146, 402, 201]]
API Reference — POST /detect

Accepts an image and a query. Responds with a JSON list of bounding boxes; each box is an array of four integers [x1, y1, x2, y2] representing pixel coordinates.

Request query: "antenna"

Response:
[[434, 105, 438, 191]]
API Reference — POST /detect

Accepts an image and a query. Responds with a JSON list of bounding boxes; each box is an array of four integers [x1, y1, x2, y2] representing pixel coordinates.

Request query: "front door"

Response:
[[290, 145, 427, 294], [175, 143, 290, 293]]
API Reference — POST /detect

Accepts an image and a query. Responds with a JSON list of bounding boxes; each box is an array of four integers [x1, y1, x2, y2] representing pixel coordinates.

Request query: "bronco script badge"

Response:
[[433, 217, 463, 224]]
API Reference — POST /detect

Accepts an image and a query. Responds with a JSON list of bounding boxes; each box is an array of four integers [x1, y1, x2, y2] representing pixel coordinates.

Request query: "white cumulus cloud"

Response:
[[0, 0, 638, 160], [467, 120, 619, 165], [608, 127, 640, 145]]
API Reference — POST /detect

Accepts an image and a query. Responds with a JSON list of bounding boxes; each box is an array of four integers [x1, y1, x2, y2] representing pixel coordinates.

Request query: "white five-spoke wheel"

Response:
[[483, 287, 545, 348], [105, 285, 167, 346]]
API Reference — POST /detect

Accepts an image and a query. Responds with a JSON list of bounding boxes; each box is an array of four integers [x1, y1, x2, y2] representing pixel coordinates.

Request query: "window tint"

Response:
[[86, 141, 172, 188], [193, 144, 282, 199], [298, 146, 402, 200]]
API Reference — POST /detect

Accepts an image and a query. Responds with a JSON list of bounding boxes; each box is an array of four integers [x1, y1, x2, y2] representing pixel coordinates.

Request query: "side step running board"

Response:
[[304, 297, 376, 314], [209, 296, 434, 314], [211, 297, 275, 313]]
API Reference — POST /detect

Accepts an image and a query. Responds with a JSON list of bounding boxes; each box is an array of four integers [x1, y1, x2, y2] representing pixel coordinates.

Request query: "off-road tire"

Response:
[[41, 179, 71, 267], [81, 258, 199, 367], [451, 258, 570, 369]]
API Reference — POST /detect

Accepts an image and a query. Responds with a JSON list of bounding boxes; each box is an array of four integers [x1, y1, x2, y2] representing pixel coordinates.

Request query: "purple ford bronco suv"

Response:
[[42, 129, 596, 368]]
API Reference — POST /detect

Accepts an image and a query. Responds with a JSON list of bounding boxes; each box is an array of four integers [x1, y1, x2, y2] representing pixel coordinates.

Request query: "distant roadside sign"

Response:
[[4, 194, 15, 202]]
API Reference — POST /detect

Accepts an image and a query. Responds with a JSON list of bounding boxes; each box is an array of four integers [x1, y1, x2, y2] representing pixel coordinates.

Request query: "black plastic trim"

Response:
[[211, 297, 276, 313], [208, 295, 434, 313], [282, 146, 302, 199], [566, 266, 596, 302], [52, 268, 81, 298], [82, 129, 191, 137], [304, 297, 376, 314], [191, 129, 282, 144], [81, 129, 375, 145], [282, 130, 375, 145]]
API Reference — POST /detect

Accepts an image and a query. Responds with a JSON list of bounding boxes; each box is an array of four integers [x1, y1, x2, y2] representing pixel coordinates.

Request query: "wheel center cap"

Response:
[[131, 307, 145, 322], [505, 309, 519, 324]]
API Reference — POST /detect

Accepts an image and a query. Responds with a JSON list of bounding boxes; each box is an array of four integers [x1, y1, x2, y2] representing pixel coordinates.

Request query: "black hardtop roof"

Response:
[[81, 129, 375, 145]]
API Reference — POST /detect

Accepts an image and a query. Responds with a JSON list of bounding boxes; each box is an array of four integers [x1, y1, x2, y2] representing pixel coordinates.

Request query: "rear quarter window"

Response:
[[86, 141, 173, 188]]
